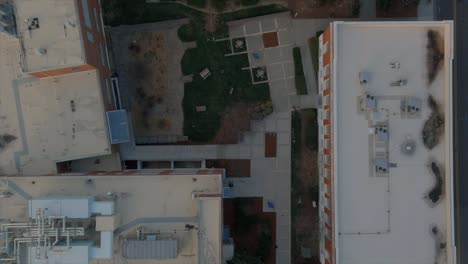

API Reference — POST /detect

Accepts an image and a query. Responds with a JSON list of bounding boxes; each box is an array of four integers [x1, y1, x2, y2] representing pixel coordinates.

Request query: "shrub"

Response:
[[352, 0, 361, 17], [177, 23, 197, 42]]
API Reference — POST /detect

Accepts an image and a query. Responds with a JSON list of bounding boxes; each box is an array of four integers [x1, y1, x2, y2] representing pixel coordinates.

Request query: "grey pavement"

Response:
[[118, 13, 331, 264]]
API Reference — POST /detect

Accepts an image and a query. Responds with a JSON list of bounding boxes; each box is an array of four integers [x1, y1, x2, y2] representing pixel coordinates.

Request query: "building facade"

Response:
[[317, 21, 455, 264]]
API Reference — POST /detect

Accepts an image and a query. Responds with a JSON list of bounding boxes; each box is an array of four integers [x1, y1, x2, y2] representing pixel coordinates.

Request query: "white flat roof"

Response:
[[14, 0, 85, 72], [15, 69, 111, 174], [0, 34, 110, 175], [0, 173, 222, 264], [333, 22, 453, 264]]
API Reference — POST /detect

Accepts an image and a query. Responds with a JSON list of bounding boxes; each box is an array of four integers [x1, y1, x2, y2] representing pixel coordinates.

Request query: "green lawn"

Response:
[[102, 1, 287, 142]]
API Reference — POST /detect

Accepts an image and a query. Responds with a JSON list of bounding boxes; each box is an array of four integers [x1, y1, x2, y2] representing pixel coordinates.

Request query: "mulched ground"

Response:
[[224, 197, 277, 264], [288, 0, 354, 18], [206, 159, 251, 177], [263, 32, 280, 48], [377, 0, 418, 18], [292, 111, 320, 264]]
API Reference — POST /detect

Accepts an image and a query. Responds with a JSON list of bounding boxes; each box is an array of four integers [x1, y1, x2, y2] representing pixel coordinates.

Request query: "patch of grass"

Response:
[[217, 40, 233, 55], [232, 37, 247, 53], [252, 67, 268, 83], [308, 37, 319, 87], [293, 47, 307, 95], [241, 0, 259, 6], [177, 23, 197, 42], [213, 0, 227, 11], [187, 0, 207, 8], [181, 48, 207, 75]]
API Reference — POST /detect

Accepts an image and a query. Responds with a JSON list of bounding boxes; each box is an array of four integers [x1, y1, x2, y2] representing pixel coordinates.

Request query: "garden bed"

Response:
[[224, 197, 276, 264], [293, 47, 307, 95]]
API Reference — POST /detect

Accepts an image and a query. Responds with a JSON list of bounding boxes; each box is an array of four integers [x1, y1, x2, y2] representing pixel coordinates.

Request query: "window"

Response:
[[324, 65, 330, 76], [87, 31, 94, 43], [325, 125, 331, 135], [323, 154, 330, 165], [93, 8, 100, 32], [98, 43, 105, 66], [324, 79, 330, 90], [324, 109, 330, 120], [104, 79, 112, 104], [325, 139, 331, 149], [323, 42, 329, 54], [81, 0, 92, 29]]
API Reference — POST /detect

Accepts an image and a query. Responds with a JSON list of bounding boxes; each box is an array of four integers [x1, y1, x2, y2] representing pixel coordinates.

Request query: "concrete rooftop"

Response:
[[0, 172, 223, 264], [0, 32, 111, 175], [14, 0, 85, 72], [332, 22, 454, 264]]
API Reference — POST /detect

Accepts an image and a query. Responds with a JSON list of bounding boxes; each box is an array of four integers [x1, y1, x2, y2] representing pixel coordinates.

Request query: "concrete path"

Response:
[[118, 13, 328, 264]]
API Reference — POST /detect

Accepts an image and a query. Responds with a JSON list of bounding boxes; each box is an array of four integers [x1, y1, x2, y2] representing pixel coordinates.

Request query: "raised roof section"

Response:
[[332, 21, 454, 264], [14, 0, 85, 72]]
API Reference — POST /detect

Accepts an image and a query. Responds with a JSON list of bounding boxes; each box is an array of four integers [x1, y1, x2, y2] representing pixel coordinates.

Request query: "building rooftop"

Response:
[[0, 33, 110, 175], [332, 21, 454, 264], [14, 0, 85, 72], [0, 172, 222, 264]]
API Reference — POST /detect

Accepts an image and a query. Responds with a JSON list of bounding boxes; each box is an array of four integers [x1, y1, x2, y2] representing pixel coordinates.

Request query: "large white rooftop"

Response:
[[0, 33, 110, 175], [332, 22, 454, 264], [14, 0, 85, 72], [0, 172, 223, 264]]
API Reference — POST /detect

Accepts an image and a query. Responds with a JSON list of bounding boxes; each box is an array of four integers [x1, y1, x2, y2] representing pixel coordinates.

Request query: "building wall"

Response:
[[29, 64, 95, 78], [75, 0, 114, 112], [318, 25, 335, 264]]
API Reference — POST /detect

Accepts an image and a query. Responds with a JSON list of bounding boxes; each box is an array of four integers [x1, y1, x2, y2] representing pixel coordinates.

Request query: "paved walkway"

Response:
[[119, 13, 330, 264]]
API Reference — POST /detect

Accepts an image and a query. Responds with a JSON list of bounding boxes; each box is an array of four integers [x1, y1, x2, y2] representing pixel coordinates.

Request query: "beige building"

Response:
[[0, 0, 125, 175], [317, 21, 455, 264], [0, 171, 223, 263]]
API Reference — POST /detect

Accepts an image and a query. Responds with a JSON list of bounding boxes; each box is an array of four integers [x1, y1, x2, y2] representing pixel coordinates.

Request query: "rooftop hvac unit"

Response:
[[35, 48, 47, 55]]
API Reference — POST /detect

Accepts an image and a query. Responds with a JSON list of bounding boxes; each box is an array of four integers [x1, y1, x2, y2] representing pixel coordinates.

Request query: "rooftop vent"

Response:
[[390, 79, 407, 87], [401, 137, 416, 156], [374, 125, 389, 142], [27, 18, 40, 31], [359, 71, 370, 85]]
